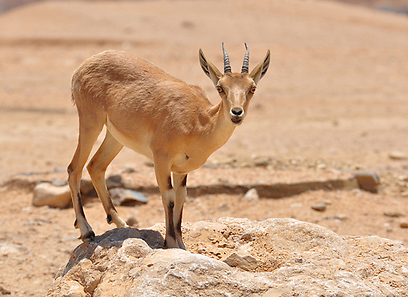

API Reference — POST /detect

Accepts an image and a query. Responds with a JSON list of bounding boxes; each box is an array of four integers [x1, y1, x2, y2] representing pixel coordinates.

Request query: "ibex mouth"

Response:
[[231, 117, 242, 124]]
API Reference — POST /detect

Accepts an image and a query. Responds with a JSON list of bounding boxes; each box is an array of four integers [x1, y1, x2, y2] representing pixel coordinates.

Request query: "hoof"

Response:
[[164, 239, 184, 249], [80, 230, 95, 242]]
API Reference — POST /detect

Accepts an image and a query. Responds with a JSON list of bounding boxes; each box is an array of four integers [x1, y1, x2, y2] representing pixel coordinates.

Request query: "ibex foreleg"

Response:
[[154, 154, 186, 249], [172, 172, 187, 249]]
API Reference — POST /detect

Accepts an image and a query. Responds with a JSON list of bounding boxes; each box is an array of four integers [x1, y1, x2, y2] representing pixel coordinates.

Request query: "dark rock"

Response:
[[353, 171, 380, 193]]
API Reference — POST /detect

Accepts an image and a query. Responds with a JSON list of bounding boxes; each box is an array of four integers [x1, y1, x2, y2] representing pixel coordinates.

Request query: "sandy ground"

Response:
[[1, 0, 408, 296]]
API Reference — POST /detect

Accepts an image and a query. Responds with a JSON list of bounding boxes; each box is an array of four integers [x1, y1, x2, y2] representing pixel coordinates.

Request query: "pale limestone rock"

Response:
[[224, 252, 259, 271], [109, 188, 148, 206], [32, 183, 71, 208], [243, 188, 259, 201], [47, 218, 408, 297]]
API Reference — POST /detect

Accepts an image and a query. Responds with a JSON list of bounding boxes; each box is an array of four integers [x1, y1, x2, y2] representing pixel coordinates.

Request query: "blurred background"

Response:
[[1, 2, 408, 295], [1, 0, 408, 180]]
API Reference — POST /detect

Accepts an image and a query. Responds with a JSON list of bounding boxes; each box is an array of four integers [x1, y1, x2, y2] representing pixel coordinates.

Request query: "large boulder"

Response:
[[47, 218, 408, 296]]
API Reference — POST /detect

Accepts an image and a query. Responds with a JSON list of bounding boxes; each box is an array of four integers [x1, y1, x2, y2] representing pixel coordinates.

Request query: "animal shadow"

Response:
[[62, 227, 164, 276]]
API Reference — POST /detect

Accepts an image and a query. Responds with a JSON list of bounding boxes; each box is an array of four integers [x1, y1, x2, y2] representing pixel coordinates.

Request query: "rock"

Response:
[[32, 183, 71, 208], [384, 211, 405, 218], [353, 171, 380, 193], [79, 177, 95, 196], [400, 221, 408, 228], [0, 286, 11, 295], [311, 202, 327, 212], [224, 252, 259, 271], [126, 217, 139, 227], [0, 242, 25, 256], [388, 151, 407, 160], [106, 174, 124, 188], [243, 188, 259, 201], [109, 188, 148, 206], [47, 218, 408, 296], [51, 179, 68, 187]]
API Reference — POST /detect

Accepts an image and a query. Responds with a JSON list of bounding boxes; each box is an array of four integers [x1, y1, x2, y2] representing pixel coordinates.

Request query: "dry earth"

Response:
[[1, 0, 408, 296]]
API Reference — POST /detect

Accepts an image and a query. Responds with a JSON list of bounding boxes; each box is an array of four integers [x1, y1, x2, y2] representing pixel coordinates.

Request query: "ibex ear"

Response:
[[250, 49, 270, 84], [199, 49, 222, 86]]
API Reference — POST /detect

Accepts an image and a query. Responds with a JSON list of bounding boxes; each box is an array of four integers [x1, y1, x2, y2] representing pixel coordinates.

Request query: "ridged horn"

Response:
[[241, 43, 249, 73], [222, 42, 232, 73]]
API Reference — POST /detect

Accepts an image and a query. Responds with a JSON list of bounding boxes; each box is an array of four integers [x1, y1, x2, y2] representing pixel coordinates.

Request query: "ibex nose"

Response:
[[231, 108, 243, 116]]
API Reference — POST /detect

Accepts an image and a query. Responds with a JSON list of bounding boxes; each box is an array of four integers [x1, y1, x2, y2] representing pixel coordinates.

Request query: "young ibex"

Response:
[[67, 44, 270, 249]]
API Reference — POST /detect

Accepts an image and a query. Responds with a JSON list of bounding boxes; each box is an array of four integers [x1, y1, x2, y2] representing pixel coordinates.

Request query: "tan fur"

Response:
[[67, 47, 270, 248]]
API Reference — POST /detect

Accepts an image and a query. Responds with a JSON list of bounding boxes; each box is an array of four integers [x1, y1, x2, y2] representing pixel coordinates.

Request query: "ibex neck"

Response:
[[205, 101, 236, 152]]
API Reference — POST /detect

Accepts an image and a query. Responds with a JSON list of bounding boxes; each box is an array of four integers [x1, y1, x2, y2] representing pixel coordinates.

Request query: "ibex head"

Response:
[[199, 43, 270, 125]]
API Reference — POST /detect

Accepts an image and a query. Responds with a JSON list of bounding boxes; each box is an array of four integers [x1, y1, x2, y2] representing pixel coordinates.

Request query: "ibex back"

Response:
[[67, 44, 270, 249]]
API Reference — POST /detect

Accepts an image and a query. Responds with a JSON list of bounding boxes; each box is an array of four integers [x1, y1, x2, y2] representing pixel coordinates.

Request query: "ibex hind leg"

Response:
[[68, 116, 104, 242], [87, 129, 128, 229]]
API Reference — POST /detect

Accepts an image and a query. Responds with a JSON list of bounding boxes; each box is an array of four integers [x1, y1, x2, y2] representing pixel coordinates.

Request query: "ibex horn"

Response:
[[241, 43, 249, 73], [222, 42, 232, 73]]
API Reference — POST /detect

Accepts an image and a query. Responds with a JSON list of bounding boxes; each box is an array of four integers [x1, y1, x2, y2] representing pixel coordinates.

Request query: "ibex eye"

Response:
[[249, 87, 256, 94], [217, 86, 225, 94]]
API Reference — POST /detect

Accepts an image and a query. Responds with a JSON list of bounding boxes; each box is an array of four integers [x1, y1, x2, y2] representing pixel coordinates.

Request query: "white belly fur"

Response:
[[106, 118, 153, 160]]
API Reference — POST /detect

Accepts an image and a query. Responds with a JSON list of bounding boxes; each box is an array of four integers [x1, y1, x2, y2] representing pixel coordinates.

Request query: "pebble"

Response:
[[333, 214, 348, 221], [109, 188, 148, 206], [126, 217, 139, 227], [106, 174, 124, 189], [311, 203, 327, 212], [0, 286, 11, 295], [400, 221, 408, 228], [80, 177, 95, 195], [243, 188, 259, 201], [218, 204, 230, 212], [353, 171, 380, 193], [32, 183, 71, 208], [388, 151, 407, 160], [384, 211, 405, 218], [224, 252, 259, 271]]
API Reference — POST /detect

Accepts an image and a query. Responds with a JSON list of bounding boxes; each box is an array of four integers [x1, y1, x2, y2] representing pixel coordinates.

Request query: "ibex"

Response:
[[67, 44, 270, 249]]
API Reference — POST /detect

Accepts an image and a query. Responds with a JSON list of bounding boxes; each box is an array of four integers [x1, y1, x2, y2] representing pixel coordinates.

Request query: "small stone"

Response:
[[106, 174, 124, 189], [51, 179, 68, 187], [389, 151, 407, 160], [126, 217, 139, 227], [243, 188, 259, 201], [224, 252, 259, 271], [311, 203, 327, 212], [254, 157, 270, 167], [0, 286, 11, 295], [398, 175, 408, 182], [400, 221, 408, 228], [384, 211, 405, 218], [333, 214, 348, 221], [262, 288, 287, 297], [109, 188, 148, 206], [218, 204, 230, 212], [80, 178, 95, 195], [353, 171, 380, 193], [33, 183, 71, 208]]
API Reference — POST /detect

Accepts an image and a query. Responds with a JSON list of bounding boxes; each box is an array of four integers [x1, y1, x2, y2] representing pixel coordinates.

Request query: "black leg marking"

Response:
[[77, 194, 86, 218], [83, 230, 95, 242], [176, 206, 183, 234], [168, 201, 176, 240], [107, 214, 113, 224], [167, 176, 173, 190], [181, 175, 187, 187]]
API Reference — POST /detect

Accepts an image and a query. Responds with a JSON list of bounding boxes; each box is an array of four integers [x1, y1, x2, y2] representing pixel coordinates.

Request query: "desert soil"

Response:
[[1, 0, 408, 296]]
